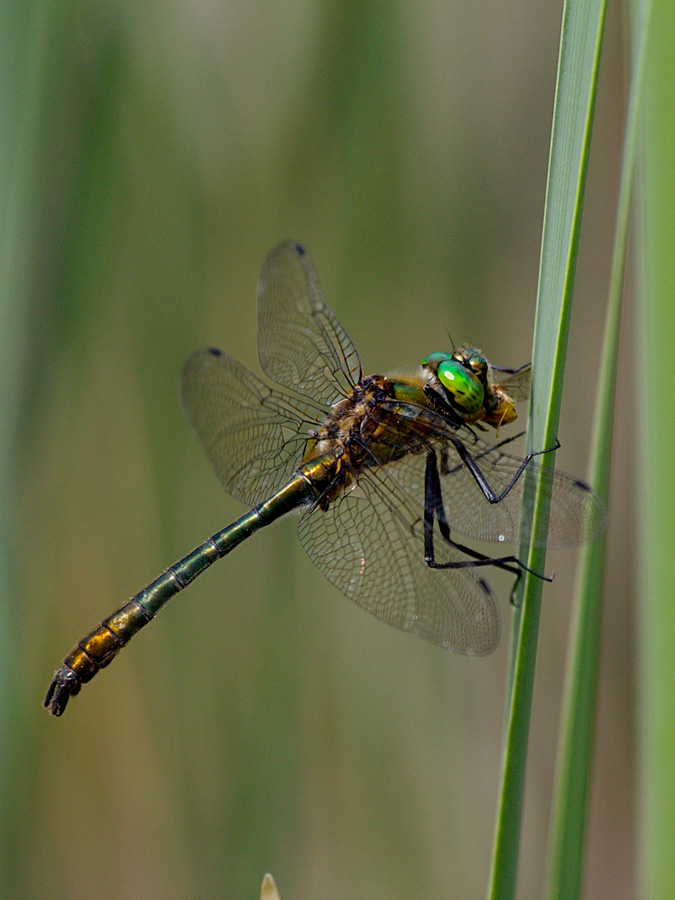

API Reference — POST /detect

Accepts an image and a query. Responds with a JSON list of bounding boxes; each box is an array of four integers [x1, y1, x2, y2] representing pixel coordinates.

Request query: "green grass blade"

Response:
[[637, 2, 675, 897], [543, 5, 650, 897], [486, 1, 607, 897]]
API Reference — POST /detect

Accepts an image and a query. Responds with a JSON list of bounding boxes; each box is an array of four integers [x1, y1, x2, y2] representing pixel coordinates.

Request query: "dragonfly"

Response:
[[45, 240, 604, 716]]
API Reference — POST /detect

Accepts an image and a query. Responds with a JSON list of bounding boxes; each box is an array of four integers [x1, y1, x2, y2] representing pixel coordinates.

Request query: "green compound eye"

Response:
[[437, 359, 484, 414], [422, 351, 452, 368], [468, 354, 488, 379]]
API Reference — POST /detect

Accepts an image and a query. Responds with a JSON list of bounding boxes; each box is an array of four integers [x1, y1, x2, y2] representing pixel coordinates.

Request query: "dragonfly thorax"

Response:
[[300, 372, 461, 509]]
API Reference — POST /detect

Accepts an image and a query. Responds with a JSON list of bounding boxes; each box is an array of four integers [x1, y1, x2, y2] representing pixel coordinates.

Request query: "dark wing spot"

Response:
[[294, 242, 306, 256], [207, 347, 222, 357], [573, 479, 592, 493], [478, 577, 492, 596]]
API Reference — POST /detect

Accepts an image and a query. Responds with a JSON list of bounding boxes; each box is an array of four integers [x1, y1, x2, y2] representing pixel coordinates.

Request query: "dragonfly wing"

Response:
[[488, 363, 531, 400], [297, 467, 499, 655], [257, 240, 363, 405], [181, 347, 322, 507]]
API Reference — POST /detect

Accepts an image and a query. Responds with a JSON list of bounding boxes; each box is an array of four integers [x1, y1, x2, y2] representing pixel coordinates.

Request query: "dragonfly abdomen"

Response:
[[45, 472, 321, 716], [44, 536, 232, 715]]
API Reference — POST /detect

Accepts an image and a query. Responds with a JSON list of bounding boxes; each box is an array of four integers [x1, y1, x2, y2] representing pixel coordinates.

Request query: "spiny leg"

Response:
[[440, 430, 526, 476], [422, 450, 553, 582], [445, 432, 560, 504], [489, 362, 531, 377]]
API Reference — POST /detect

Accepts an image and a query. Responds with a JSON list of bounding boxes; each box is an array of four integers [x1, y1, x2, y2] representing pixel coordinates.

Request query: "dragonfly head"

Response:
[[422, 351, 484, 416]]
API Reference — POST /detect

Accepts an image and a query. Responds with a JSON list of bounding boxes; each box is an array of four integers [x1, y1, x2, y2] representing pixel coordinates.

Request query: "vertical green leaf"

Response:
[[637, 2, 675, 898], [487, 1, 607, 897], [544, 3, 650, 896]]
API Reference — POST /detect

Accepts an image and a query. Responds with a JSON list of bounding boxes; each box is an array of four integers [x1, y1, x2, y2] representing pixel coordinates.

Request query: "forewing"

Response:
[[181, 347, 320, 507], [297, 467, 499, 655], [488, 363, 531, 400], [257, 240, 362, 405]]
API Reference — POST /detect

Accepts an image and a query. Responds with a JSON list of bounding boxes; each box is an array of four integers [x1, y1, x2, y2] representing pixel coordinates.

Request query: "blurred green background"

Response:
[[2, 2, 633, 898]]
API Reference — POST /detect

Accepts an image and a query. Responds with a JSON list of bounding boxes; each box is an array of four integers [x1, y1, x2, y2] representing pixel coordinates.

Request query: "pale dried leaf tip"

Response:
[[260, 873, 282, 900]]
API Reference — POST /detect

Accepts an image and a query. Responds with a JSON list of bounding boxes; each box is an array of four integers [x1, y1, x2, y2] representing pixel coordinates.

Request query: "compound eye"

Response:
[[437, 360, 484, 414], [422, 351, 452, 370], [468, 354, 488, 379]]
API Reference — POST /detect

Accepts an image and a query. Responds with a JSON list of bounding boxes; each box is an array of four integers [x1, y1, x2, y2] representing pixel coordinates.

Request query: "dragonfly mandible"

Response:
[[45, 240, 604, 716]]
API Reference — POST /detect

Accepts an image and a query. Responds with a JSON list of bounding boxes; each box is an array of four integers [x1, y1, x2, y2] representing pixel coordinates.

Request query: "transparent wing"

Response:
[[257, 240, 362, 405], [389, 437, 605, 547], [181, 347, 323, 507], [297, 466, 499, 655], [488, 363, 531, 400]]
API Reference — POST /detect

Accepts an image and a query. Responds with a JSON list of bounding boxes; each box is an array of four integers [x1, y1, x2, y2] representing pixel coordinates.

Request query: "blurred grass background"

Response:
[[2, 2, 634, 898]]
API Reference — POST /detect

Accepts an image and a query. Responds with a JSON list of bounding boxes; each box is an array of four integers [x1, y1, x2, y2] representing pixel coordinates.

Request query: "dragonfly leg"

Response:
[[422, 384, 467, 429], [423, 451, 553, 582], [488, 362, 531, 377], [446, 433, 561, 504], [440, 430, 526, 475]]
